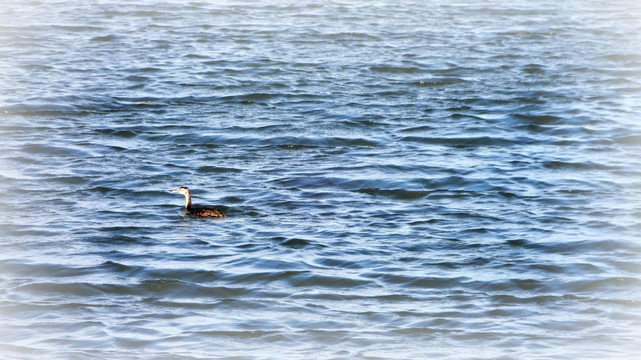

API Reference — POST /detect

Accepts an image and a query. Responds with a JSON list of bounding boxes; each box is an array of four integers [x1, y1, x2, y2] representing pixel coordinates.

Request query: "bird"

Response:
[[170, 186, 227, 218]]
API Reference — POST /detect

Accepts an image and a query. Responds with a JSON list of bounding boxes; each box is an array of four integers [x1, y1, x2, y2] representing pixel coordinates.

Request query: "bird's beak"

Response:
[[170, 188, 180, 193]]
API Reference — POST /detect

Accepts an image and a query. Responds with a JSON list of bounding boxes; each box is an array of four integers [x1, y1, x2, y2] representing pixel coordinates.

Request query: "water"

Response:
[[1, 0, 641, 359]]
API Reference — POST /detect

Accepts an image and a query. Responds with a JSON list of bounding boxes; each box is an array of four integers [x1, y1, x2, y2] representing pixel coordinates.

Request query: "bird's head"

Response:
[[170, 186, 190, 196]]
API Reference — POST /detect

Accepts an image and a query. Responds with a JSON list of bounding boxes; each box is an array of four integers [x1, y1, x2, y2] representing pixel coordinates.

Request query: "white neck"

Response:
[[184, 191, 192, 209]]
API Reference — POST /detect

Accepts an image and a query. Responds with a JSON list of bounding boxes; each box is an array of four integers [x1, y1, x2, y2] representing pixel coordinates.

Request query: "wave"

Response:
[[399, 135, 535, 147]]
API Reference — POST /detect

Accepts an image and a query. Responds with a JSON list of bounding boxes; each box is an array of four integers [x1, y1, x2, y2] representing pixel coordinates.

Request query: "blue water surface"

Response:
[[1, 1, 640, 359]]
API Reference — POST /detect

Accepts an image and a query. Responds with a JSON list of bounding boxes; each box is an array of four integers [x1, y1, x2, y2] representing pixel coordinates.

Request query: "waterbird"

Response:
[[170, 186, 227, 218]]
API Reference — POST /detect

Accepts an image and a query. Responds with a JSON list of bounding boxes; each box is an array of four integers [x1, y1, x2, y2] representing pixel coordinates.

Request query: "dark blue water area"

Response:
[[1, 1, 641, 359]]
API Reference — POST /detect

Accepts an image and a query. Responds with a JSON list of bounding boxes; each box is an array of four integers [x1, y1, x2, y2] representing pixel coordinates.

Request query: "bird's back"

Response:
[[189, 206, 227, 218]]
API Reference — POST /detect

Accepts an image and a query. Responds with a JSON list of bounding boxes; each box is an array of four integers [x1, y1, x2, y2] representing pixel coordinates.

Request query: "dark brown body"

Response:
[[187, 205, 227, 218]]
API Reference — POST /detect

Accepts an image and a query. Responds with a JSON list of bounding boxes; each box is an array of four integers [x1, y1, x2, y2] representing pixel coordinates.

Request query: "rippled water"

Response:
[[1, 1, 641, 359]]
